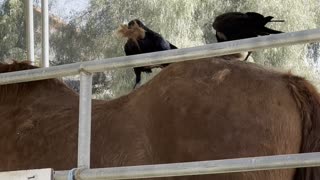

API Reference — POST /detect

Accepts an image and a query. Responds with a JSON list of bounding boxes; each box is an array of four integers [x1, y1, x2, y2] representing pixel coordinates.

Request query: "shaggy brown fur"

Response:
[[117, 23, 146, 40], [117, 21, 145, 49], [0, 60, 319, 180]]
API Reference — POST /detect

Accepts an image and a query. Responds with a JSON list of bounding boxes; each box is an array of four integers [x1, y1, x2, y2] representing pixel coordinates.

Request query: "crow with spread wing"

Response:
[[118, 19, 177, 88]]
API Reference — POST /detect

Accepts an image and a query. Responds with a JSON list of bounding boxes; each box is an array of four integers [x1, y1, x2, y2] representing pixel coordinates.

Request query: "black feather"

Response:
[[212, 12, 284, 61], [124, 19, 178, 88], [213, 12, 284, 42]]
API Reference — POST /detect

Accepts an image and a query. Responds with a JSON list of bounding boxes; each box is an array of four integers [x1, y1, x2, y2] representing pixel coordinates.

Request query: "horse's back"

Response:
[[1, 59, 316, 180], [92, 58, 303, 179]]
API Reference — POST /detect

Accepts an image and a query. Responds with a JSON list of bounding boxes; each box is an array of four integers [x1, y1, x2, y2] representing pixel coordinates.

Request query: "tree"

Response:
[[2, 0, 319, 98], [0, 0, 57, 63], [0, 0, 26, 61], [63, 0, 319, 97]]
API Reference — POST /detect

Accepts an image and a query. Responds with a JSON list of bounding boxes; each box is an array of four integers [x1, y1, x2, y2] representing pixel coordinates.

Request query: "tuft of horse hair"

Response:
[[116, 21, 146, 40]]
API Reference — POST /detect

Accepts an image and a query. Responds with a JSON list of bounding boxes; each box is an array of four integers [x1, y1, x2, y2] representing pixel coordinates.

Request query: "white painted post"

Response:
[[78, 71, 93, 168], [25, 0, 35, 64], [41, 0, 49, 67]]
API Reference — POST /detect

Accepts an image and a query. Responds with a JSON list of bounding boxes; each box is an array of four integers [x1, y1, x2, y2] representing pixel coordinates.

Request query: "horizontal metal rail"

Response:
[[1, 28, 320, 85], [54, 152, 320, 180]]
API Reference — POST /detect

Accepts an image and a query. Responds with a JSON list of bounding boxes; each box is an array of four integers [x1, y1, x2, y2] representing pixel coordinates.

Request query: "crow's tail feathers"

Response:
[[261, 27, 283, 35], [168, 42, 178, 49]]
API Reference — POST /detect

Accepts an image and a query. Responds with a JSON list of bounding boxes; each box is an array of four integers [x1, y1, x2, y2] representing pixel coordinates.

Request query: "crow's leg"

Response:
[[133, 67, 142, 89]]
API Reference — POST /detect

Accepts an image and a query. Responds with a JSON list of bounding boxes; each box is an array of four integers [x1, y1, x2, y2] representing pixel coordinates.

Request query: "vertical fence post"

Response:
[[41, 0, 49, 67], [78, 71, 93, 168], [25, 0, 34, 64]]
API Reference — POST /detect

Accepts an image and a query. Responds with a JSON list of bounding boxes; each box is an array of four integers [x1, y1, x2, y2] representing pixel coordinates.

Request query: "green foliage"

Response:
[[50, 23, 85, 65], [0, 0, 26, 61], [1, 0, 320, 98], [70, 0, 320, 97]]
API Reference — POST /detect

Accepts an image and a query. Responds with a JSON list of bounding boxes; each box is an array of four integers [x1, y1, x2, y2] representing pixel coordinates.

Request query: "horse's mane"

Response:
[[117, 21, 145, 50], [0, 61, 37, 72], [117, 21, 146, 40], [0, 61, 75, 102]]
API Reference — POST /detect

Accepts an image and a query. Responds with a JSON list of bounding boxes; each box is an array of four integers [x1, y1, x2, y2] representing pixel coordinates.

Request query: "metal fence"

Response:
[[2, 1, 320, 179], [53, 152, 320, 180]]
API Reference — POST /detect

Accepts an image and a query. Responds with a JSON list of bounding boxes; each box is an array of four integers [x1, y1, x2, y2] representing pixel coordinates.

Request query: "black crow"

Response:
[[118, 19, 177, 88], [212, 12, 284, 61]]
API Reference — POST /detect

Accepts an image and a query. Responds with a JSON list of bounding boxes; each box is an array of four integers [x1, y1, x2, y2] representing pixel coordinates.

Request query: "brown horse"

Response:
[[0, 59, 319, 180]]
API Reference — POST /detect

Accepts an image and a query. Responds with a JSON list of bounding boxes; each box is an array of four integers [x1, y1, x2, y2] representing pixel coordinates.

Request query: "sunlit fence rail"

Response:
[[1, 28, 320, 85], [1, 26, 320, 179], [53, 152, 320, 180]]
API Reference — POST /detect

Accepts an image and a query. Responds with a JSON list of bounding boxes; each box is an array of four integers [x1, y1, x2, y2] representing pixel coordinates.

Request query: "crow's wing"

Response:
[[124, 40, 141, 56]]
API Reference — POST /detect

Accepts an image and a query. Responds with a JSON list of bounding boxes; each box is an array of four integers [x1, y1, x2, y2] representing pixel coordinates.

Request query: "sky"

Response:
[[49, 0, 89, 20], [0, 0, 90, 20]]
